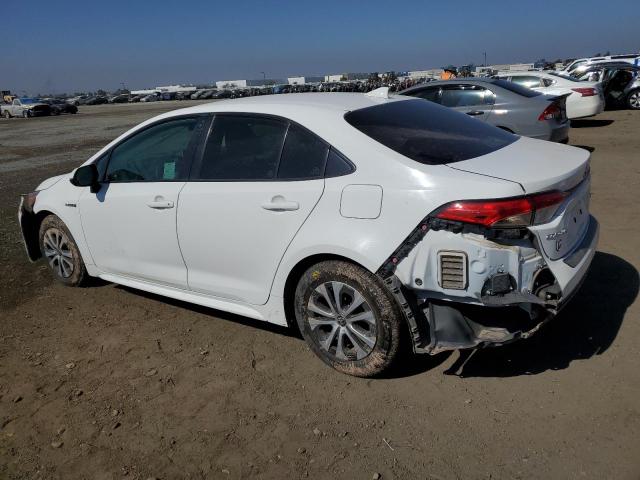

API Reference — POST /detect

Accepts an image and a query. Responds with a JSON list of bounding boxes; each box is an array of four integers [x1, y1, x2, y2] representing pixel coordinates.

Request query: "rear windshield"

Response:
[[488, 79, 542, 97], [344, 99, 517, 165]]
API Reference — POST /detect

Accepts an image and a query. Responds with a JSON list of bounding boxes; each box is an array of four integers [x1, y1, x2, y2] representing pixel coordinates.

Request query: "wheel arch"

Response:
[[21, 209, 56, 261], [281, 253, 370, 331]]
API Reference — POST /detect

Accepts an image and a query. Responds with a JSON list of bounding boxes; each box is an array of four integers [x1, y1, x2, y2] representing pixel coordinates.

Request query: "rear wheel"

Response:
[[294, 260, 403, 377], [627, 89, 640, 110], [3, 110, 10, 119], [39, 215, 87, 286]]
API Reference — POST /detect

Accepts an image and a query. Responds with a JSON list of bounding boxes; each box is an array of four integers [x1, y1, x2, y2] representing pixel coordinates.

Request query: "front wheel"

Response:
[[39, 215, 87, 286], [294, 260, 403, 377], [22, 110, 31, 118], [627, 89, 640, 110]]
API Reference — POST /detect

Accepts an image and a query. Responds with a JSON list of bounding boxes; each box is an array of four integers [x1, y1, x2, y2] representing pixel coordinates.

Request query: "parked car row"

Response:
[[1, 97, 79, 118], [399, 79, 571, 142]]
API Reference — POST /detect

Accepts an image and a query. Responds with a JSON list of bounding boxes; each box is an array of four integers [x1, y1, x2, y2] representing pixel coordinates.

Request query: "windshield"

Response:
[[19, 98, 39, 104], [344, 99, 517, 165]]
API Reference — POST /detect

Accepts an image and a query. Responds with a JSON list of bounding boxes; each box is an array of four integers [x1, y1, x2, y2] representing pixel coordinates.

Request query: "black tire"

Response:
[[627, 89, 640, 110], [3, 110, 10, 119], [294, 260, 403, 377], [22, 110, 30, 118], [38, 215, 87, 287]]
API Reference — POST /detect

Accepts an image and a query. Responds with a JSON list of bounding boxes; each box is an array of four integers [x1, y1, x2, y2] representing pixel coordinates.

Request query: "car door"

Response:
[[11, 99, 22, 116], [440, 84, 494, 120], [78, 115, 207, 289], [178, 114, 328, 305]]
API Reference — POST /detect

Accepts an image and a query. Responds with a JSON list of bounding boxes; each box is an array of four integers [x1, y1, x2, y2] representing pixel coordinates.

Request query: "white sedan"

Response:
[[494, 71, 604, 119], [19, 92, 598, 376]]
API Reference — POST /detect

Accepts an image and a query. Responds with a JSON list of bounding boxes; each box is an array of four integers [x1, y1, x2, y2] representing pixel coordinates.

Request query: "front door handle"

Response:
[[261, 195, 299, 212], [466, 110, 485, 116], [147, 196, 174, 209]]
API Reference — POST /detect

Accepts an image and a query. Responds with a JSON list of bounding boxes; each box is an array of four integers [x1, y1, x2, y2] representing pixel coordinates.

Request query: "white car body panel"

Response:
[[177, 179, 325, 305], [22, 93, 598, 345], [449, 136, 590, 193], [79, 182, 188, 289]]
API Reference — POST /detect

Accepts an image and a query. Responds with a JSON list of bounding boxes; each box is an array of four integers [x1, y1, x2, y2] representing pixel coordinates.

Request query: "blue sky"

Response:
[[2, 0, 637, 94]]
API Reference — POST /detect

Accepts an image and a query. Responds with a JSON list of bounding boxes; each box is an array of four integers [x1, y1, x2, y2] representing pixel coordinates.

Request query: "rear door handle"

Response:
[[147, 197, 174, 209], [466, 110, 485, 116], [261, 195, 299, 212]]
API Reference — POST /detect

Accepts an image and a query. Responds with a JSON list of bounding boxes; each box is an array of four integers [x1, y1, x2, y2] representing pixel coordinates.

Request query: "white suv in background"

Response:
[[493, 71, 604, 119], [19, 93, 598, 377], [562, 54, 640, 73]]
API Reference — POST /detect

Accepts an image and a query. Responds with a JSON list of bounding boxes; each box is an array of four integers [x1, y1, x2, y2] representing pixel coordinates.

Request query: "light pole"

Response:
[[483, 52, 487, 67], [260, 72, 266, 83]]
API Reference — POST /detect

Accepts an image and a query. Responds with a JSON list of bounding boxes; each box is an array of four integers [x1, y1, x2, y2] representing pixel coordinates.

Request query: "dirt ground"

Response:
[[1, 102, 639, 480]]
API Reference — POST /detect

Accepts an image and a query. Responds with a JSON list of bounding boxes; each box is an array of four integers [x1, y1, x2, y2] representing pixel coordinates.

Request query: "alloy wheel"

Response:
[[630, 91, 640, 109], [306, 281, 377, 361], [42, 228, 74, 278]]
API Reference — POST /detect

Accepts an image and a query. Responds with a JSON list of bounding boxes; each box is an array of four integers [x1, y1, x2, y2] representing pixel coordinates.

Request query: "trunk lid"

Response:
[[446, 136, 590, 193]]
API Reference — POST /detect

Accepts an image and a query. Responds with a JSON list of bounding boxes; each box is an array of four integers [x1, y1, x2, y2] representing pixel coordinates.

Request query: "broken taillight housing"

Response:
[[434, 191, 568, 228]]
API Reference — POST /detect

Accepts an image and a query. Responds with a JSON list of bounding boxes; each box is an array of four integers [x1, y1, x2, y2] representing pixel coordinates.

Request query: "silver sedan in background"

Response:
[[399, 79, 570, 142]]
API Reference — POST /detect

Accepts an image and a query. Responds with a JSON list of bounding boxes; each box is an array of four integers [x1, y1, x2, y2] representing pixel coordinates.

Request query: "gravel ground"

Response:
[[0, 102, 639, 480]]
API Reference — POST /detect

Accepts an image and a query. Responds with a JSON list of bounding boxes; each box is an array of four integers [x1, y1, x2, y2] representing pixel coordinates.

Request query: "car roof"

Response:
[[171, 92, 410, 118]]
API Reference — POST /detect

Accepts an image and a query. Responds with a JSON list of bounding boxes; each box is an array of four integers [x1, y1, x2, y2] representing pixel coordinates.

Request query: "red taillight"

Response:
[[538, 103, 561, 121], [571, 87, 597, 97], [435, 191, 568, 228]]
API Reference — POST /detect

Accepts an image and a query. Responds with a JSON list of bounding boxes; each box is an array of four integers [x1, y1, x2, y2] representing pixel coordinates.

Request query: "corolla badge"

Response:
[[546, 229, 568, 252]]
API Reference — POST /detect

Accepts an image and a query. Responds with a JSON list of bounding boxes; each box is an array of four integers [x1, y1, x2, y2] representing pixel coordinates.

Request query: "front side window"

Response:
[[344, 99, 517, 165], [277, 124, 329, 179], [106, 117, 199, 182], [196, 115, 288, 180]]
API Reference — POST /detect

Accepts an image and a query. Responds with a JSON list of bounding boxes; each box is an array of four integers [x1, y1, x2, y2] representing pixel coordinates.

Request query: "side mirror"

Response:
[[70, 164, 100, 193]]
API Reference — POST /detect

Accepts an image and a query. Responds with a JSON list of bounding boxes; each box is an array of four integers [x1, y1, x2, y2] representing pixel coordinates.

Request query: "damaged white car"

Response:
[[19, 92, 598, 376]]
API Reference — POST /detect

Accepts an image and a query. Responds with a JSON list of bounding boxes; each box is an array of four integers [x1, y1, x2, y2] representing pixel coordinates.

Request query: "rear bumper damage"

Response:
[[379, 212, 599, 355]]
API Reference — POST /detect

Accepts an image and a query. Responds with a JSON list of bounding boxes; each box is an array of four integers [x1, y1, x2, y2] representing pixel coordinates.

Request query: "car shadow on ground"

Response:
[[571, 119, 615, 128], [573, 145, 596, 153], [115, 285, 298, 339], [113, 252, 636, 380], [442, 252, 638, 378]]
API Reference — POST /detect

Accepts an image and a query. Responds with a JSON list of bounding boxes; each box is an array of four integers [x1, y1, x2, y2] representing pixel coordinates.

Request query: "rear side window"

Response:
[[440, 86, 491, 107], [325, 149, 354, 177], [408, 87, 441, 103], [277, 124, 329, 179], [344, 99, 517, 165], [489, 79, 541, 97], [196, 115, 288, 180]]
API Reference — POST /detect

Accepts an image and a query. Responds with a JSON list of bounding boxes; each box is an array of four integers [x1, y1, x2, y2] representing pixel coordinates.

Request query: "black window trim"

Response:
[[95, 113, 211, 184], [188, 111, 355, 182]]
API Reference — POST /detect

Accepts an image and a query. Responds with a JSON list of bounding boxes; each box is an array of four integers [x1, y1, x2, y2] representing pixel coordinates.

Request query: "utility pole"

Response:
[[483, 52, 487, 67], [260, 72, 266, 83]]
